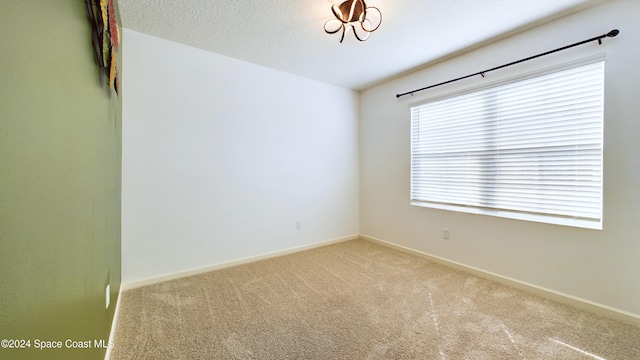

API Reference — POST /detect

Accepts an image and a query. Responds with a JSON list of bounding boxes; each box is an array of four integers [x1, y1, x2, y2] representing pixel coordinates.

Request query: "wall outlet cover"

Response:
[[106, 284, 111, 309]]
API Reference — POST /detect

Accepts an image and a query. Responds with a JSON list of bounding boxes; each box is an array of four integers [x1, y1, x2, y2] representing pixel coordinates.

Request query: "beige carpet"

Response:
[[111, 239, 640, 359]]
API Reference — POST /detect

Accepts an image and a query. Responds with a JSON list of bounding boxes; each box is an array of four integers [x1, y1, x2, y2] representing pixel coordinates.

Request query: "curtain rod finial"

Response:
[[607, 29, 620, 37]]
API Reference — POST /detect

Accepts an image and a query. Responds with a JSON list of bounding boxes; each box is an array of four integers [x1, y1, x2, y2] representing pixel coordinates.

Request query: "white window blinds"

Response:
[[410, 61, 604, 229]]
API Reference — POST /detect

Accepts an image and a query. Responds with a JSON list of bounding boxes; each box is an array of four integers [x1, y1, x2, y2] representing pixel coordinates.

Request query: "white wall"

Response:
[[360, 0, 640, 317], [122, 30, 359, 284]]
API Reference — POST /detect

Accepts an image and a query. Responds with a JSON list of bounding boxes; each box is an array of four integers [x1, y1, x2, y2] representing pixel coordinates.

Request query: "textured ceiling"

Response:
[[118, 0, 601, 91]]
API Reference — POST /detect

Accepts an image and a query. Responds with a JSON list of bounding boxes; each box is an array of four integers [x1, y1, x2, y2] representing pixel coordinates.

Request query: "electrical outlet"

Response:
[[105, 284, 111, 309], [442, 228, 450, 240], [296, 221, 302, 230]]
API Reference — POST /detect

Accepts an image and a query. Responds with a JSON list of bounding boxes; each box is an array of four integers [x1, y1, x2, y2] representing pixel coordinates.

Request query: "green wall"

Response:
[[0, 1, 122, 359]]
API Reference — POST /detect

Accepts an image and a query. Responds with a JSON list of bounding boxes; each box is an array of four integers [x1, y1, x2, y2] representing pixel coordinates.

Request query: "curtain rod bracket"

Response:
[[396, 29, 620, 99]]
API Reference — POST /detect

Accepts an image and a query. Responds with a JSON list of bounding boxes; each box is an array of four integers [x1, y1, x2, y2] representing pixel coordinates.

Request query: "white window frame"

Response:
[[410, 57, 605, 229]]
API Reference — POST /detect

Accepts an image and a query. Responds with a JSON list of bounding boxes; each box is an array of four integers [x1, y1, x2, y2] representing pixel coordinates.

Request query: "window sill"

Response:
[[411, 201, 602, 230]]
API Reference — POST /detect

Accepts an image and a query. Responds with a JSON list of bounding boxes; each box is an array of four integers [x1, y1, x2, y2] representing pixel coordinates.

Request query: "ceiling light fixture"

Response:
[[324, 0, 381, 43]]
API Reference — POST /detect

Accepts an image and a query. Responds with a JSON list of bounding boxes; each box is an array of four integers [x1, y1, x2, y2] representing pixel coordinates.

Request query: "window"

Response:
[[410, 61, 604, 229]]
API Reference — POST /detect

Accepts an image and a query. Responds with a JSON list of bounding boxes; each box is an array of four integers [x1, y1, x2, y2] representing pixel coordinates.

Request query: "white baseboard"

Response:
[[104, 284, 123, 360], [360, 234, 640, 328], [122, 235, 359, 290]]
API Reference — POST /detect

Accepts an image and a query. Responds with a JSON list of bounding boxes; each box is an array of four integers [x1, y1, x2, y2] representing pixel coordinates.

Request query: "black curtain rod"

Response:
[[396, 29, 620, 99]]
